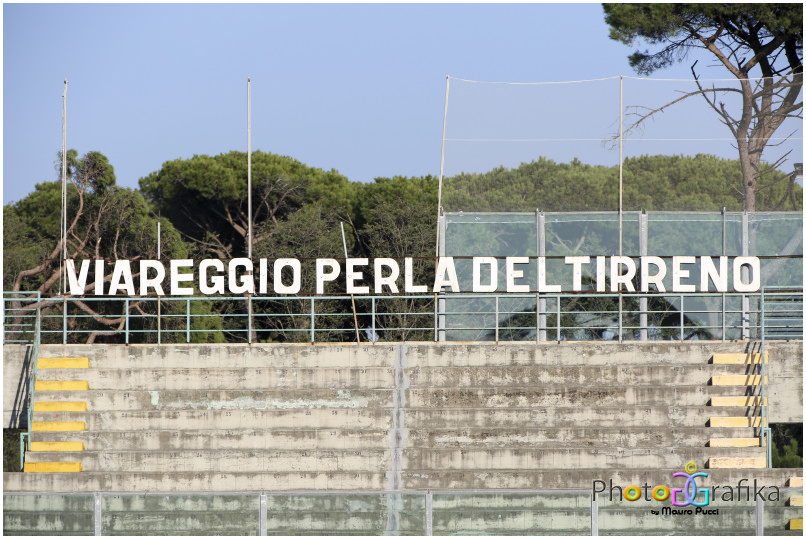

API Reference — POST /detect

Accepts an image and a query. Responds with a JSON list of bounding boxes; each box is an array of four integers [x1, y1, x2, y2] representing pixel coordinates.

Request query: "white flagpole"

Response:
[[61, 79, 68, 296], [247, 77, 253, 343]]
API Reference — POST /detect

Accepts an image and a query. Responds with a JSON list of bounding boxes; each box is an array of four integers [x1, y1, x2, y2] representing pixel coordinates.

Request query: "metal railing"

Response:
[[3, 290, 802, 345], [759, 286, 803, 466], [3, 291, 42, 470]]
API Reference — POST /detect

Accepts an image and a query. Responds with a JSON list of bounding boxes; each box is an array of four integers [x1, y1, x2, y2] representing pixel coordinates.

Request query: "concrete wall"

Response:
[[4, 341, 803, 493]]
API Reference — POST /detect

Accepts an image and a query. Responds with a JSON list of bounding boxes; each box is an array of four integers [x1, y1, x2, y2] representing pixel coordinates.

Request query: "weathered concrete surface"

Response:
[[4, 341, 802, 497]]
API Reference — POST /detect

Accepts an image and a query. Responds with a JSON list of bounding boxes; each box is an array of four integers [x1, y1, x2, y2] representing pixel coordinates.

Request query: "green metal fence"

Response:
[[3, 290, 802, 345], [3, 488, 803, 535]]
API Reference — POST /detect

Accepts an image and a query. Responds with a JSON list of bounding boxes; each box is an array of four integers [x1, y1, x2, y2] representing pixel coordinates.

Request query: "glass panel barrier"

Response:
[[265, 493, 425, 536], [763, 487, 803, 536], [597, 487, 756, 536], [101, 493, 260, 536], [3, 493, 95, 536], [432, 491, 591, 535]]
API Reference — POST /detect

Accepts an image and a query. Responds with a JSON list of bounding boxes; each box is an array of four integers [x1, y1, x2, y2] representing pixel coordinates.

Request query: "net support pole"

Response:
[[435, 75, 450, 258], [618, 76, 624, 341], [247, 77, 253, 344], [61, 79, 68, 296]]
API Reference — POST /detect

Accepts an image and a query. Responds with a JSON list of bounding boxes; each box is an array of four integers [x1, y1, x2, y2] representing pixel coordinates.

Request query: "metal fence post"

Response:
[[495, 296, 499, 342], [260, 492, 267, 536], [186, 299, 191, 343], [125, 298, 130, 344], [591, 494, 598, 536], [425, 490, 433, 536], [639, 213, 648, 340], [62, 296, 67, 345], [94, 492, 101, 536], [537, 212, 547, 342], [756, 495, 763, 535], [310, 298, 315, 343]]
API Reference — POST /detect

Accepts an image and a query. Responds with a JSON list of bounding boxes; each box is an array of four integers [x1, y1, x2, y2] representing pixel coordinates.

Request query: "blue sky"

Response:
[[3, 3, 802, 205]]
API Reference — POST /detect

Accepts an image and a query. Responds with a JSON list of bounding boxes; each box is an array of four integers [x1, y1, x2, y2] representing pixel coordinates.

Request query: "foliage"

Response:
[[603, 3, 803, 211], [354, 176, 438, 341], [771, 423, 803, 469], [3, 429, 24, 472], [139, 151, 355, 259], [443, 154, 802, 213], [252, 204, 355, 343], [3, 150, 224, 344]]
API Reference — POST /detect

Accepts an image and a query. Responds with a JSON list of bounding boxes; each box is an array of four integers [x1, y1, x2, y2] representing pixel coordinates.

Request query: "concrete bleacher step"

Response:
[[711, 352, 768, 364], [22, 462, 82, 473], [32, 405, 760, 430], [710, 374, 768, 385], [707, 456, 767, 468], [21, 446, 766, 473], [5, 468, 801, 492], [43, 342, 757, 368], [709, 416, 767, 427], [30, 426, 757, 452], [709, 395, 767, 406], [35, 364, 753, 389], [708, 437, 763, 447], [789, 477, 803, 487], [31, 385, 749, 410]]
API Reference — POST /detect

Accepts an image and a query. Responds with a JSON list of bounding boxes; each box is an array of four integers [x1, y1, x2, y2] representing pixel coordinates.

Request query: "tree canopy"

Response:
[[603, 3, 803, 211], [139, 151, 355, 259]]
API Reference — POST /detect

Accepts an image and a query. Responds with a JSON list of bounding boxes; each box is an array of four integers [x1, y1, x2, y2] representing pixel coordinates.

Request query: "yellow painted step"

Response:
[[710, 375, 768, 386], [38, 357, 89, 369], [709, 437, 762, 447], [708, 457, 766, 469], [32, 421, 86, 432], [35, 380, 89, 391], [30, 441, 85, 452], [789, 519, 803, 530], [34, 401, 87, 412], [789, 477, 804, 487], [789, 496, 803, 507], [710, 396, 767, 406], [712, 352, 767, 364], [23, 462, 82, 473], [709, 416, 767, 428]]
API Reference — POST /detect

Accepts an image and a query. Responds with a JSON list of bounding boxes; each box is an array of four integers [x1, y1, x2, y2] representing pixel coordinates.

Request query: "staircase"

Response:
[[707, 350, 768, 469], [24, 357, 89, 473]]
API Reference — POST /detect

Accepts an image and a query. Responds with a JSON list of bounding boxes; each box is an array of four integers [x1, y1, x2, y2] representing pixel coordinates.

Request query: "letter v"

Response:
[[66, 260, 91, 295]]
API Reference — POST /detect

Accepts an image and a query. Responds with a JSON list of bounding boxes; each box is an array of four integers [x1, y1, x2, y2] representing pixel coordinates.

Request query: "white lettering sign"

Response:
[[64, 256, 764, 296]]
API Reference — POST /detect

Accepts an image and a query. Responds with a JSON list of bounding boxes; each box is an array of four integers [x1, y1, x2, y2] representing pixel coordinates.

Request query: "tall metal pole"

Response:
[[61, 80, 68, 295], [618, 76, 624, 341], [435, 75, 450, 258], [618, 76, 623, 258], [247, 77, 253, 343], [247, 77, 252, 259]]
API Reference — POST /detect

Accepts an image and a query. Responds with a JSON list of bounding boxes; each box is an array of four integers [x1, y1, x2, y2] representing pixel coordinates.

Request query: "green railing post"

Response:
[[62, 296, 67, 344], [125, 298, 130, 344], [760, 288, 769, 467], [186, 299, 191, 343], [310, 298, 315, 343]]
